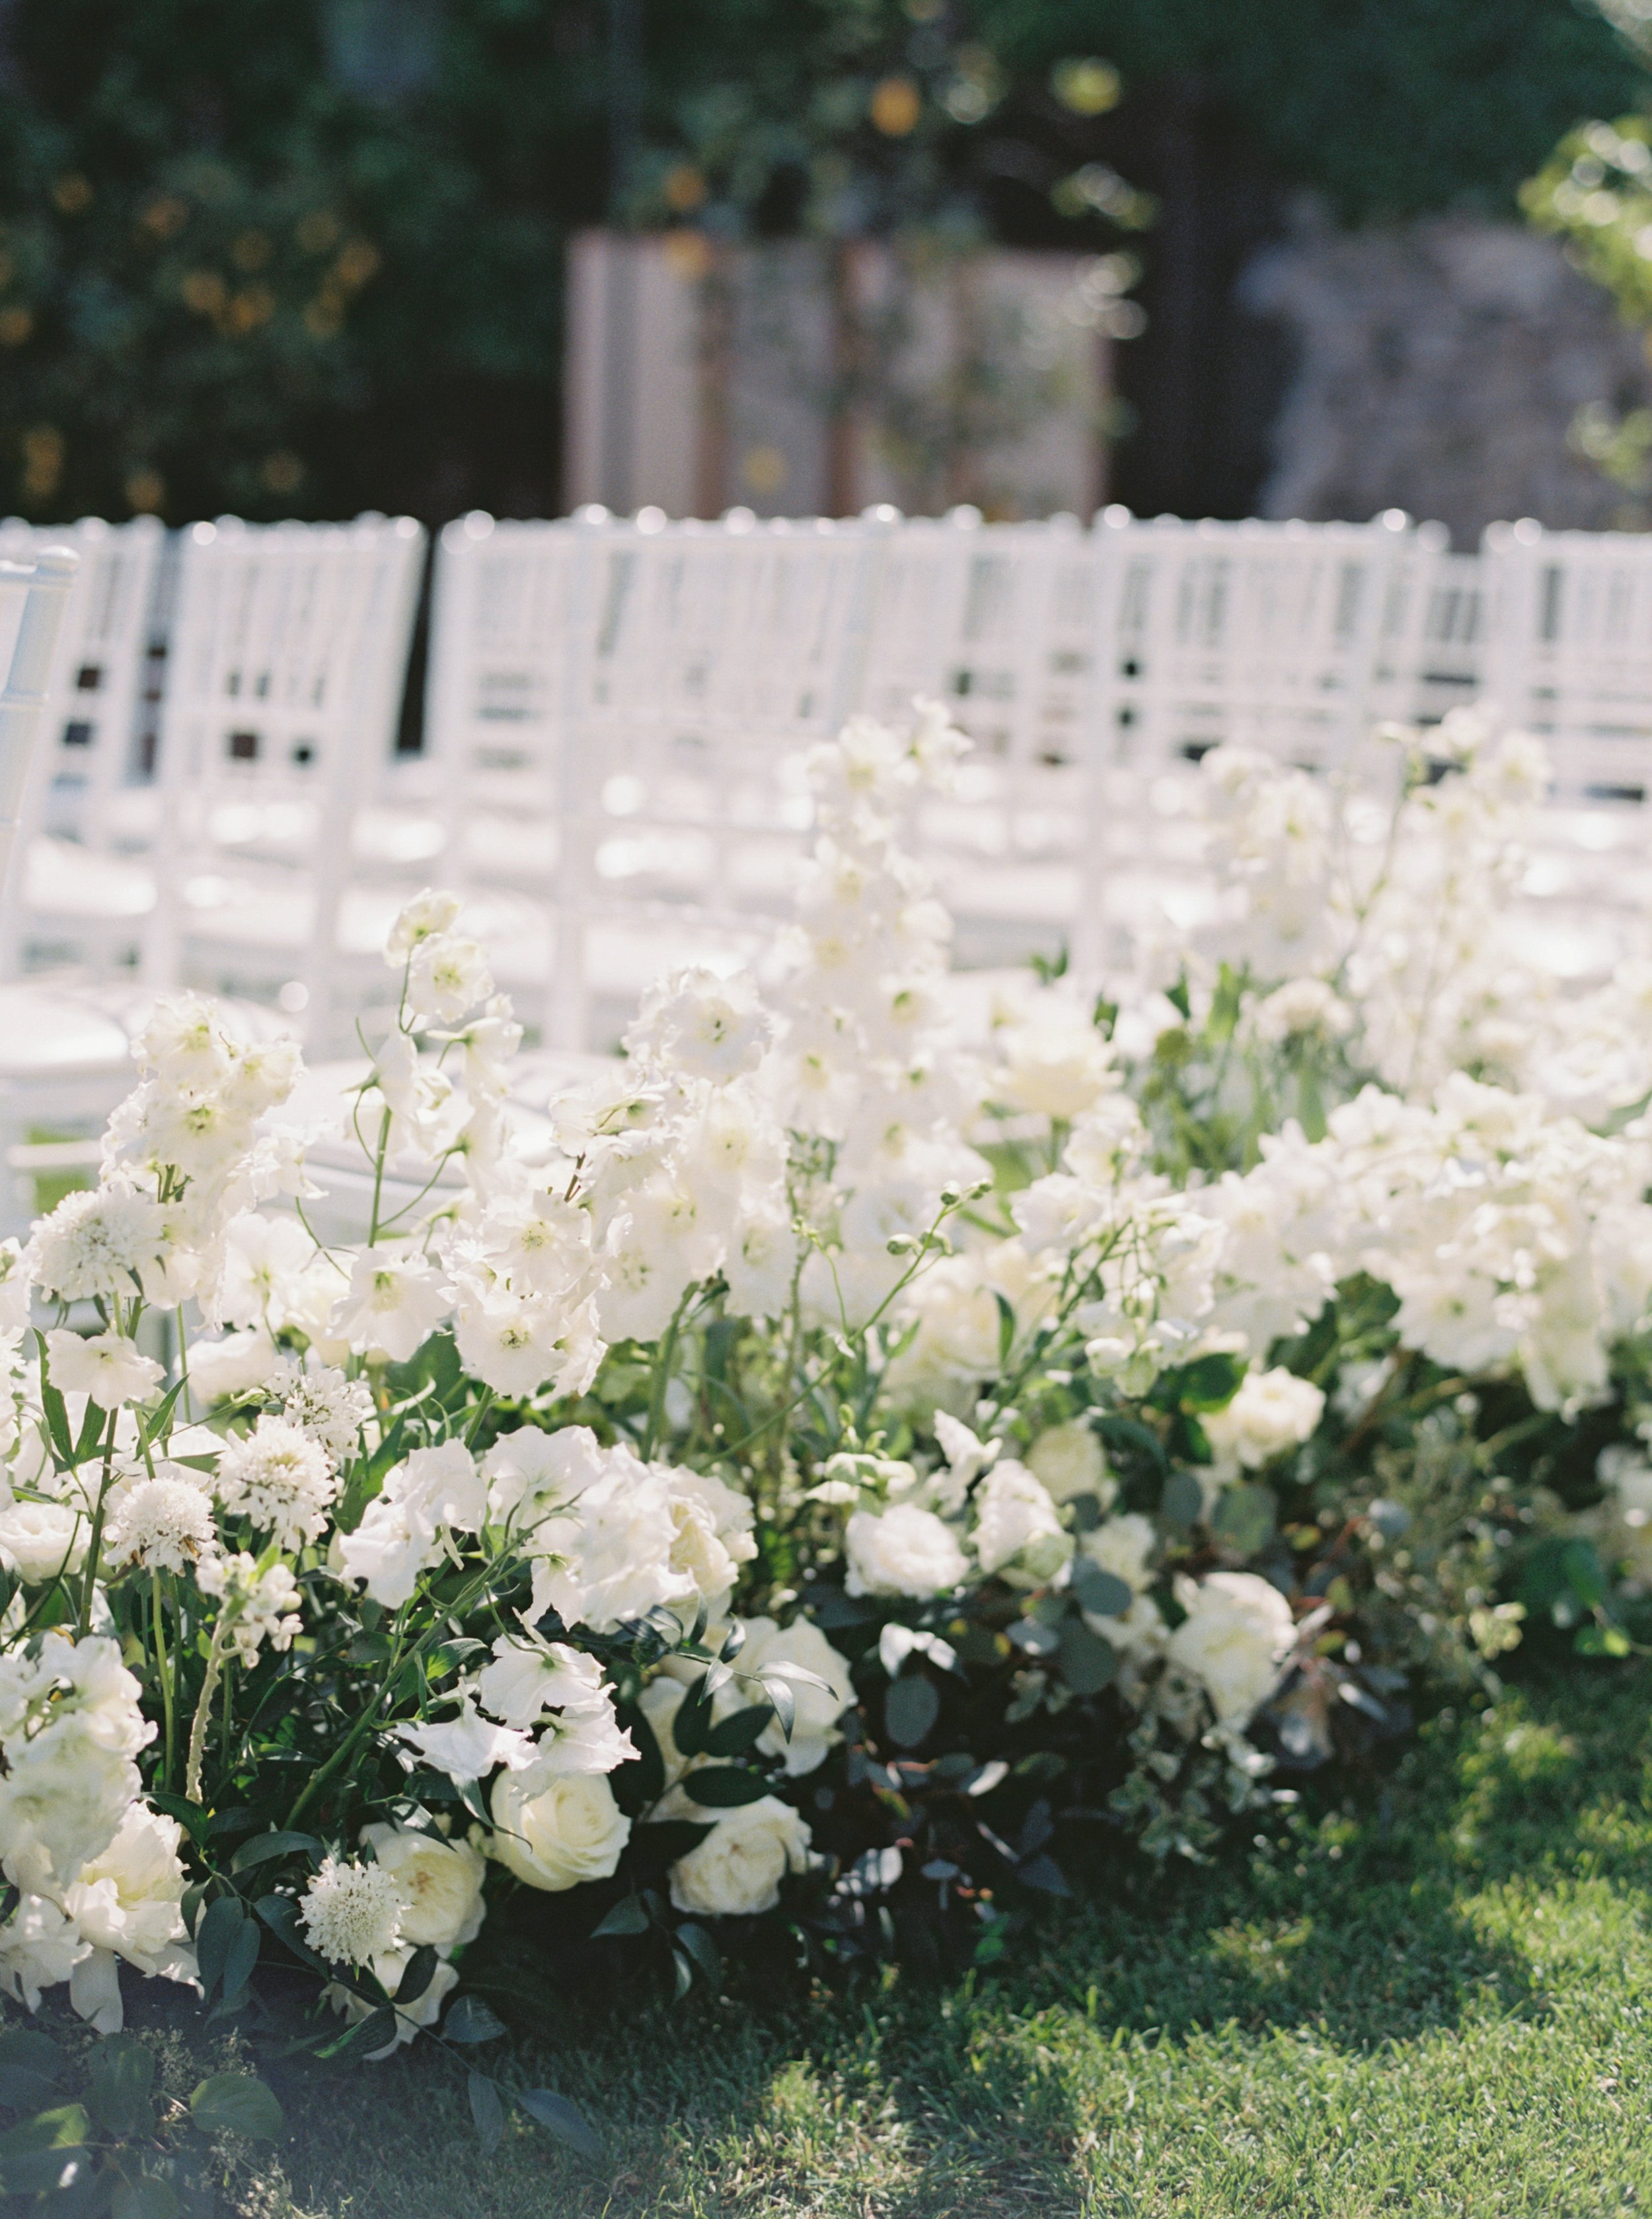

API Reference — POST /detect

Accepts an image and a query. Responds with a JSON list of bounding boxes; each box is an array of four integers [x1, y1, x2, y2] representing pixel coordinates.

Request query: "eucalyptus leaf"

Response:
[[444, 1994, 507, 2045], [1070, 1564, 1133, 1619], [883, 1673, 940, 1749], [1160, 1470, 1206, 1527], [517, 2087, 603, 2161], [1058, 1623, 1117, 1696], [467, 2071, 504, 2158], [1213, 1483, 1277, 1556]]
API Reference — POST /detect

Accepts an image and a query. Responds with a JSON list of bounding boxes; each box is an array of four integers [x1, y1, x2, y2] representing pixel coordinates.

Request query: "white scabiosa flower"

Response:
[[215, 1415, 338, 1549], [299, 1855, 405, 1968], [25, 1185, 169, 1304], [276, 1359, 374, 1462], [44, 1330, 163, 1413], [103, 1470, 217, 1575]]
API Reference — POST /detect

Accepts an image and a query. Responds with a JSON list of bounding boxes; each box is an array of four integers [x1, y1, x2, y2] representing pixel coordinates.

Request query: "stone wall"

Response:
[[1242, 208, 1652, 545]]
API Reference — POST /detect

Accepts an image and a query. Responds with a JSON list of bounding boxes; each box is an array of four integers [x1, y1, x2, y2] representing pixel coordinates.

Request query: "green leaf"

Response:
[[254, 1894, 326, 1971], [1576, 1620, 1633, 1658], [229, 1830, 323, 1876], [883, 1674, 940, 1749], [87, 2036, 155, 2140], [394, 1945, 439, 2008], [467, 2071, 504, 2158], [0, 2103, 91, 2197], [674, 1921, 721, 1984], [0, 2030, 63, 2082], [1160, 1470, 1205, 1528], [72, 1392, 109, 1466], [517, 2087, 603, 2162], [149, 1791, 212, 1849], [1560, 1538, 1608, 1612], [190, 2074, 283, 2143], [1213, 1483, 1277, 1556], [1169, 1351, 1247, 1413], [194, 1896, 248, 2002], [1070, 1564, 1133, 1619], [591, 1896, 651, 1939], [1057, 1622, 1117, 1696], [0, 2065, 61, 2112], [682, 1766, 772, 1808], [443, 1994, 507, 2045], [703, 1704, 774, 1758], [218, 1917, 260, 2006], [139, 1376, 189, 1452], [112, 2171, 182, 2219]]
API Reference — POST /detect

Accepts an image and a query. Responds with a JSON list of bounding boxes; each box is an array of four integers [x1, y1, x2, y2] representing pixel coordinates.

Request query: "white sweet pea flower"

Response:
[[395, 1696, 535, 1786], [330, 1246, 452, 1363], [406, 933, 494, 1024], [385, 887, 462, 963]]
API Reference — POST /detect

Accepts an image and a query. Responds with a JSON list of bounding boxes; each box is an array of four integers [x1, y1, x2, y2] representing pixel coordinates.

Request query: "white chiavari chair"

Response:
[[140, 514, 427, 1053]]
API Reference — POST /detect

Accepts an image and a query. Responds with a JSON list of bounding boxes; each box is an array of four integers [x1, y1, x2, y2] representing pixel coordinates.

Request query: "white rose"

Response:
[[1203, 1368, 1325, 1470], [1079, 1512, 1157, 1601], [970, 1461, 1071, 1584], [845, 1503, 969, 1599], [360, 1822, 487, 1950], [1166, 1571, 1296, 1725], [1026, 1420, 1113, 1507], [488, 1767, 629, 1892], [668, 1796, 812, 1918], [996, 1010, 1115, 1120]]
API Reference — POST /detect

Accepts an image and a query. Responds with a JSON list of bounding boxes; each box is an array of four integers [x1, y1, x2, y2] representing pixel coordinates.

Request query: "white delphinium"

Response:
[[215, 1415, 338, 1548], [330, 1245, 453, 1364], [196, 1554, 303, 1664], [299, 1854, 405, 1967], [102, 1468, 218, 1575], [43, 1329, 163, 1413], [482, 1423, 606, 1536], [395, 1697, 533, 1786], [992, 984, 1117, 1123], [0, 1634, 153, 1892], [1246, 977, 1353, 1049], [1203, 1125, 1340, 1355], [624, 966, 772, 1083], [406, 931, 494, 1026], [476, 1634, 609, 1731], [1191, 745, 1337, 981]]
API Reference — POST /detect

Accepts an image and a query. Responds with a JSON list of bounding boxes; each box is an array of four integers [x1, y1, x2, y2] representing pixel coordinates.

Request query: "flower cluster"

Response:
[[0, 703, 1640, 2056]]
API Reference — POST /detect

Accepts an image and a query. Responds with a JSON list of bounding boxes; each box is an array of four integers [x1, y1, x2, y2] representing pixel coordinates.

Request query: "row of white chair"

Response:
[[9, 500, 1652, 1075]]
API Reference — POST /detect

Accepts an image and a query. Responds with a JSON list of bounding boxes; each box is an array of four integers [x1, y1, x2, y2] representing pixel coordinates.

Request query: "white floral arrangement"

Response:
[[0, 703, 1644, 2158]]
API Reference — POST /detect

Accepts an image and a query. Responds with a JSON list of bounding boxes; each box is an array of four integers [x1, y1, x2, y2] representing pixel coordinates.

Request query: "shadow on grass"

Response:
[[144, 1660, 1652, 2218]]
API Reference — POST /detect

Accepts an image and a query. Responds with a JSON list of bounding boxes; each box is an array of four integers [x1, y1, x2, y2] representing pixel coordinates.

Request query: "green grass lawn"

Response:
[[200, 1660, 1652, 2217]]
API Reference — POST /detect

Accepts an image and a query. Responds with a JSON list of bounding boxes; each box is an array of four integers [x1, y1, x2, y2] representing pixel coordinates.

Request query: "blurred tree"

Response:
[[0, 0, 1638, 523]]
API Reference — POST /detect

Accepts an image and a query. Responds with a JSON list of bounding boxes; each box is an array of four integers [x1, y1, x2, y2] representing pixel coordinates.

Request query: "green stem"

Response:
[[367, 1106, 393, 1246], [77, 1408, 121, 1638], [152, 1570, 176, 1791], [641, 1287, 696, 1461], [185, 1618, 230, 1803]]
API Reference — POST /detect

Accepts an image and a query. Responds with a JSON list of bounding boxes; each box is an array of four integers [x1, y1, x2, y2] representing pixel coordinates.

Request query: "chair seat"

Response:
[[25, 837, 155, 924]]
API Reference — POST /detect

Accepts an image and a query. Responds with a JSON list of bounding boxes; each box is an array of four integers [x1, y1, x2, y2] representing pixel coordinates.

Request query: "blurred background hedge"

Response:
[[0, 0, 1640, 525]]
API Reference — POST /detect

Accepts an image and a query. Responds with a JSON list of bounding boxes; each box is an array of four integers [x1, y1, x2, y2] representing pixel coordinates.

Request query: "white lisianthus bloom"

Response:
[[335, 1493, 435, 1610], [488, 1766, 630, 1892], [299, 1856, 405, 1968], [733, 1617, 855, 1777], [395, 1697, 535, 1787], [215, 1415, 338, 1550], [483, 1423, 607, 1534], [529, 1449, 694, 1634], [1166, 1571, 1296, 1726], [663, 1466, 758, 1617], [453, 1283, 603, 1402], [1026, 1419, 1111, 1507], [970, 1460, 1070, 1583], [44, 1330, 163, 1413], [24, 1185, 169, 1304], [477, 1635, 609, 1730], [0, 1499, 86, 1583], [330, 1246, 452, 1364], [0, 1893, 90, 2010], [667, 1796, 812, 1918], [386, 887, 462, 962], [61, 1802, 196, 2033], [845, 1503, 969, 1600], [1203, 1368, 1326, 1470], [217, 1213, 319, 1334], [396, 1440, 488, 1534], [359, 1822, 486, 1951], [103, 1470, 218, 1575]]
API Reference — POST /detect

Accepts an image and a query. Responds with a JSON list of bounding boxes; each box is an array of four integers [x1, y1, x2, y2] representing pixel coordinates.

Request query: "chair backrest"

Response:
[[0, 516, 165, 849], [546, 507, 886, 1047], [1093, 509, 1409, 776], [142, 513, 426, 1033], [1482, 519, 1652, 806], [0, 547, 82, 901]]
